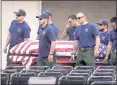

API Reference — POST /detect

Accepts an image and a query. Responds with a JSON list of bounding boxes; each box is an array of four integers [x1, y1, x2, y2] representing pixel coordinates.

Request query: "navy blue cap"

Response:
[[97, 20, 108, 25], [36, 12, 49, 19], [14, 9, 26, 16], [110, 17, 117, 23], [43, 10, 52, 16]]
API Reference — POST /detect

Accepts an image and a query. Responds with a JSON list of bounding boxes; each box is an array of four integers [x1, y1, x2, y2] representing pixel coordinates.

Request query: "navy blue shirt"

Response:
[[37, 23, 59, 39], [108, 28, 117, 51], [39, 24, 56, 58], [74, 23, 99, 48], [9, 20, 31, 47], [50, 23, 59, 39], [67, 26, 77, 40], [99, 31, 109, 45]]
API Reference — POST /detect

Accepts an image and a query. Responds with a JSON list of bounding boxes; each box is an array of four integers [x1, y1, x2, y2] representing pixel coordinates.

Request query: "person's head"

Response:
[[68, 15, 78, 27], [76, 12, 87, 25], [43, 10, 52, 21], [97, 20, 108, 31], [36, 12, 49, 25], [110, 17, 117, 29], [14, 9, 26, 22]]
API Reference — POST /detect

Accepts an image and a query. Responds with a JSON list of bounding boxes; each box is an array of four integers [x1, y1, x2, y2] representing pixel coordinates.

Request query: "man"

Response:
[[71, 12, 100, 66], [36, 12, 56, 67], [36, 10, 59, 40], [3, 9, 31, 65], [97, 20, 109, 45], [96, 20, 109, 58], [62, 15, 79, 40], [104, 17, 117, 65]]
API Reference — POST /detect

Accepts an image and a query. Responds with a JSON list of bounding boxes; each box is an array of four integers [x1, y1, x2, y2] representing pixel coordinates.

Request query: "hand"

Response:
[[3, 47, 7, 53], [94, 48, 99, 57], [70, 52, 76, 61], [48, 54, 53, 62], [70, 54, 75, 61], [103, 57, 108, 64]]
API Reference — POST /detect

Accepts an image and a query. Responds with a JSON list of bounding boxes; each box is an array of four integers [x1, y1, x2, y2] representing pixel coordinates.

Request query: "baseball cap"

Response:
[[14, 9, 26, 16], [36, 12, 49, 19], [110, 17, 117, 23], [97, 20, 108, 25], [43, 10, 52, 16]]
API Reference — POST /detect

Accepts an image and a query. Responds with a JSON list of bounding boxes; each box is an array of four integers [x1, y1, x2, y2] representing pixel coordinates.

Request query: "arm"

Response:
[[4, 32, 11, 48], [95, 36, 100, 50], [49, 41, 56, 54], [3, 32, 11, 53], [62, 24, 69, 39], [72, 40, 78, 54], [36, 35, 40, 40], [105, 41, 112, 59], [23, 26, 31, 40]]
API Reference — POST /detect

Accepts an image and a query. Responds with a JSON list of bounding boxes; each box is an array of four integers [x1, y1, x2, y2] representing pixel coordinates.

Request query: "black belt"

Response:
[[79, 47, 93, 52]]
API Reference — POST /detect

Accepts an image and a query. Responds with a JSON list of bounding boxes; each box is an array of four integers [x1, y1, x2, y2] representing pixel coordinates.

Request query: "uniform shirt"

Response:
[[37, 23, 59, 39], [67, 26, 77, 40], [74, 23, 99, 48], [108, 28, 117, 51], [38, 24, 56, 58], [99, 31, 109, 45], [9, 20, 31, 47], [50, 23, 59, 39]]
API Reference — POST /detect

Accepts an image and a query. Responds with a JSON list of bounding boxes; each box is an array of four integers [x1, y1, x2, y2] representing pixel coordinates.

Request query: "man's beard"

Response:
[[99, 29, 104, 32]]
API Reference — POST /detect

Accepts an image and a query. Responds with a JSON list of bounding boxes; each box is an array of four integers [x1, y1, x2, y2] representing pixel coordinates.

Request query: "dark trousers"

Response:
[[110, 51, 116, 65], [37, 54, 56, 68], [76, 49, 95, 66], [7, 45, 13, 66]]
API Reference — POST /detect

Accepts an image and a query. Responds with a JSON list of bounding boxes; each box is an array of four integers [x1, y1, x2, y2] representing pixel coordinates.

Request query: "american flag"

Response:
[[9, 40, 107, 68]]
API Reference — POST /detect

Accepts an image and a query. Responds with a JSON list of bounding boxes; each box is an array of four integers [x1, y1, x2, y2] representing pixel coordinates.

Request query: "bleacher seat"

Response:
[[68, 73, 90, 80], [70, 70, 92, 75], [1, 73, 9, 85], [28, 77, 56, 85], [5, 66, 25, 72], [29, 66, 50, 71], [52, 65, 73, 73], [58, 76, 86, 85], [97, 66, 116, 70], [38, 72, 63, 84], [20, 69, 43, 75], [45, 69, 69, 75], [95, 69, 116, 74], [91, 81, 116, 85], [9, 72, 36, 85], [92, 72, 115, 78], [87, 76, 114, 85], [74, 66, 95, 73]]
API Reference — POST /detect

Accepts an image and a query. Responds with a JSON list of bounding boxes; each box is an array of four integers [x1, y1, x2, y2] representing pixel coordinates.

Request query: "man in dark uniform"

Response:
[[104, 17, 117, 65], [62, 15, 79, 40], [36, 12, 56, 67], [3, 9, 31, 66], [71, 12, 100, 66], [97, 20, 109, 45], [36, 10, 59, 40]]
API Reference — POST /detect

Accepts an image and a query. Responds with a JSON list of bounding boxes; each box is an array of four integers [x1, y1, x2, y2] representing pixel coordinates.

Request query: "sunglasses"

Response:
[[77, 16, 84, 20], [39, 18, 43, 20], [16, 14, 21, 17], [68, 21, 72, 23]]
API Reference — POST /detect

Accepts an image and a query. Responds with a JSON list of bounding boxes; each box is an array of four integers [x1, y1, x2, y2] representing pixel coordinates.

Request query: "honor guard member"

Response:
[[36, 12, 56, 68], [71, 12, 100, 66], [36, 10, 59, 40], [3, 9, 31, 65], [62, 15, 79, 40], [104, 17, 117, 65], [97, 20, 109, 45]]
